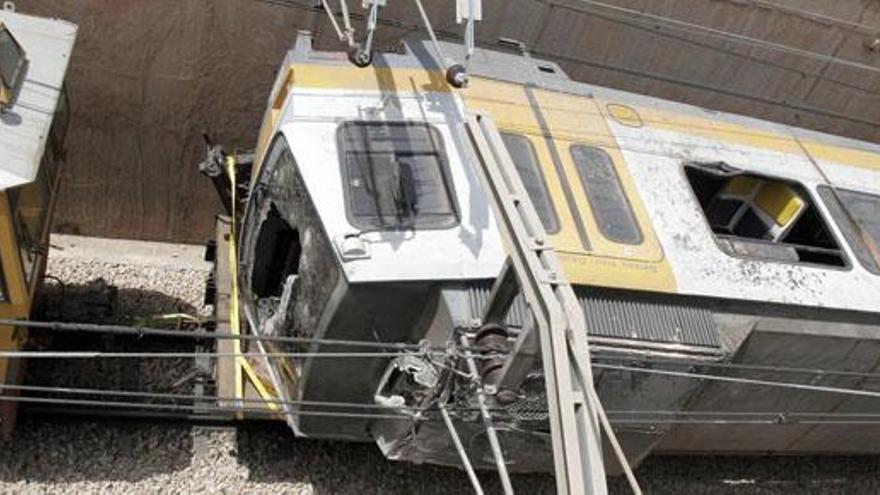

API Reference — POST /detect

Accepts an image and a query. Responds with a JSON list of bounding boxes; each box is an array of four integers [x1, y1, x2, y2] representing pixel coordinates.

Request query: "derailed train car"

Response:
[[231, 33, 880, 470]]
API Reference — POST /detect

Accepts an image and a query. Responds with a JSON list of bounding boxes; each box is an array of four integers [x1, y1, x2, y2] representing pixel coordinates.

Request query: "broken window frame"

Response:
[[683, 162, 850, 270], [337, 121, 459, 232], [817, 186, 880, 276], [240, 133, 303, 300]]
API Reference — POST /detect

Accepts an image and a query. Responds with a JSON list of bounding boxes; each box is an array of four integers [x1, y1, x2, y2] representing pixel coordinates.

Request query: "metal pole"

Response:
[[461, 334, 514, 495], [439, 403, 485, 495]]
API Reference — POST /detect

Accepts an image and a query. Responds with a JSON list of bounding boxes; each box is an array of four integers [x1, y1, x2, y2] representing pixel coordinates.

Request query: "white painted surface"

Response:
[[0, 9, 76, 190], [608, 116, 880, 314], [280, 88, 505, 283], [272, 75, 880, 314]]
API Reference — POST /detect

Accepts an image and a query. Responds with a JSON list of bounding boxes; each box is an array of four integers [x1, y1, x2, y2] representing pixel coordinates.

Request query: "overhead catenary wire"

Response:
[[0, 394, 415, 421], [0, 382, 514, 416], [0, 350, 499, 360], [14, 379, 880, 426], [17, 320, 880, 386], [9, 361, 880, 425], [0, 318, 499, 353]]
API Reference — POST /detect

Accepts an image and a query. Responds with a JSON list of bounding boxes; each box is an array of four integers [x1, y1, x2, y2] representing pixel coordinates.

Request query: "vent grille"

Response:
[[466, 283, 721, 349]]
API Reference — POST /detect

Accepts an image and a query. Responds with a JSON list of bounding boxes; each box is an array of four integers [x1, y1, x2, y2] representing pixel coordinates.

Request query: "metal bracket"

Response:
[[463, 113, 644, 495]]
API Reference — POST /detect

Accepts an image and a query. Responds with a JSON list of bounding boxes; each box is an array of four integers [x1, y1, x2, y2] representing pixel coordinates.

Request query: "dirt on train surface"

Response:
[[1, 235, 879, 494]]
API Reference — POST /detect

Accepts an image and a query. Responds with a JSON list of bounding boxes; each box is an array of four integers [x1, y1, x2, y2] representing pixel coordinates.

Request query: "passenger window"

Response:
[[570, 145, 642, 245], [818, 187, 880, 274], [499, 132, 559, 233], [686, 164, 846, 267], [338, 122, 458, 230]]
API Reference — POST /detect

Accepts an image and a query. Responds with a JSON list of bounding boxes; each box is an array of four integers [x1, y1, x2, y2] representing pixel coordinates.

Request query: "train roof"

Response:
[[0, 8, 76, 191], [281, 33, 880, 165]]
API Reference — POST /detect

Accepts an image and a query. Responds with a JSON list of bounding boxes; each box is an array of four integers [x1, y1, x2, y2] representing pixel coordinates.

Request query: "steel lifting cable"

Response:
[[320, 0, 356, 46], [266, 0, 880, 97], [259, 0, 880, 127]]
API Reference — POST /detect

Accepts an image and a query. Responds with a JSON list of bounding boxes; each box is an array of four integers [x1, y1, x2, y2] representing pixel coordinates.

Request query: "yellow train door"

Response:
[[463, 79, 675, 292]]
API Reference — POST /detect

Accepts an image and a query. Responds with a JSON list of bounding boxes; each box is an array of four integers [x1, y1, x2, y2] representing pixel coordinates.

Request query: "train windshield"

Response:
[[338, 122, 458, 231]]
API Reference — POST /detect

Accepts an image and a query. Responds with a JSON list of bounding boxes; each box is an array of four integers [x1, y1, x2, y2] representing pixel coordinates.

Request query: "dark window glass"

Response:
[[0, 25, 26, 88], [818, 186, 880, 275], [338, 122, 458, 230], [570, 145, 642, 244], [499, 132, 559, 233]]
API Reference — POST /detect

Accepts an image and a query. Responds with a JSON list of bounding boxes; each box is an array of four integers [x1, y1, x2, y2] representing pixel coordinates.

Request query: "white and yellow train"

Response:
[[227, 31, 880, 470]]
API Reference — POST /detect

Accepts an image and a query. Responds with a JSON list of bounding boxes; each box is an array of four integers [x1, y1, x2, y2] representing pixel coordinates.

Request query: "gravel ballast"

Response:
[[1, 235, 879, 494]]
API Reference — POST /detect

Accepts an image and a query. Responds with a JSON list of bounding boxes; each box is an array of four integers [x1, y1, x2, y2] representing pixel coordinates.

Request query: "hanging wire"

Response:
[[0, 382, 513, 415], [0, 394, 413, 421], [0, 350, 419, 359], [0, 382, 532, 423], [1, 318, 503, 353], [257, 0, 880, 128], [0, 382, 405, 411]]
